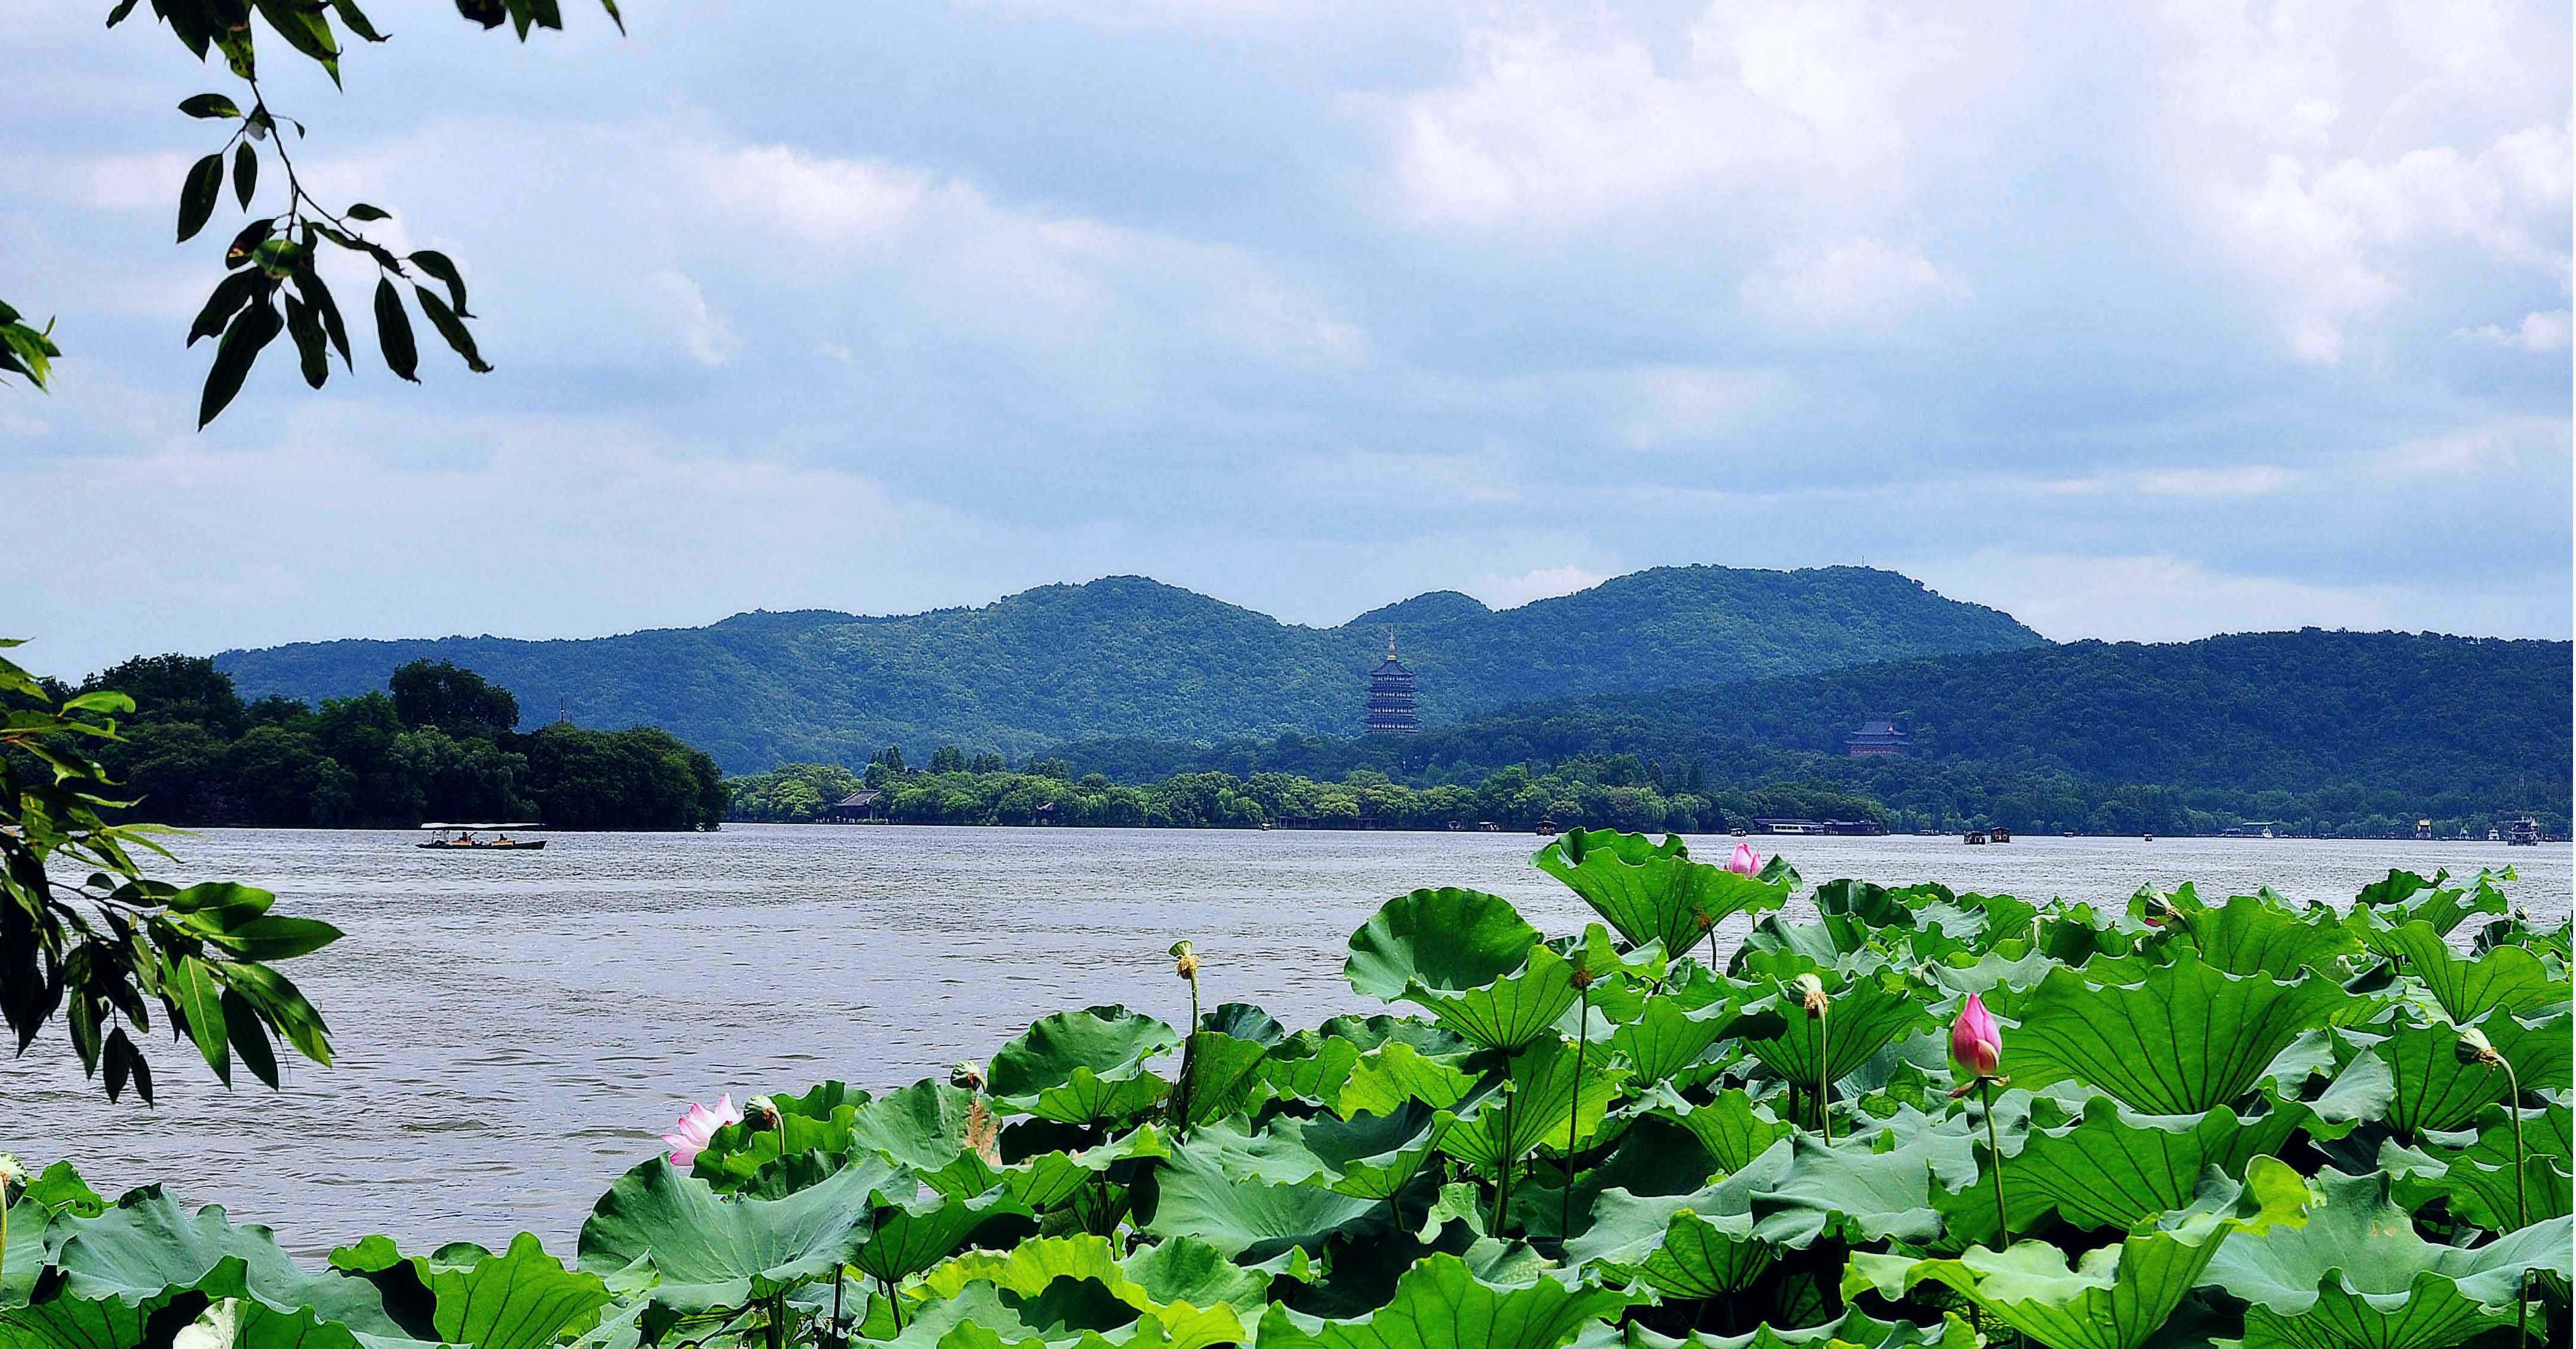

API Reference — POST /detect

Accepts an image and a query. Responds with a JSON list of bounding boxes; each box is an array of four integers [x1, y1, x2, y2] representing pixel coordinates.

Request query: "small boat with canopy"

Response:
[[417, 823, 547, 850]]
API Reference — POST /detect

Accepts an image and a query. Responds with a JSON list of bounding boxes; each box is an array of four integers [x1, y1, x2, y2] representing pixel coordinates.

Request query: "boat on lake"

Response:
[[2508, 817, 2541, 846], [1989, 826, 2013, 843], [1964, 829, 1989, 845], [417, 823, 547, 850]]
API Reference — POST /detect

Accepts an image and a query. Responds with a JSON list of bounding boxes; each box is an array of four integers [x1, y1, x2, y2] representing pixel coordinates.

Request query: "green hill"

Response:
[[1051, 629, 2573, 835], [211, 565, 2041, 771]]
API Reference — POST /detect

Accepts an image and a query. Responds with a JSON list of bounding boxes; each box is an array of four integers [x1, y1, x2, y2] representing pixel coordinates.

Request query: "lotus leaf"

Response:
[[577, 1157, 890, 1317], [2375, 918, 2569, 1024], [1340, 1040, 1480, 1117], [1256, 1252, 1632, 1349], [1533, 829, 1786, 960], [1143, 1139, 1383, 1261], [29, 1187, 432, 1349], [2007, 956, 2354, 1114], [1564, 1181, 1775, 1298], [2009, 1094, 2312, 1231], [2200, 1168, 2573, 1349], [1848, 1157, 2309, 1349], [2394, 1094, 2574, 1229], [1737, 958, 1932, 1096], [1629, 1307, 1976, 1349], [985, 1006, 1182, 1127], [1434, 1035, 1630, 1173], [2163, 893, 2362, 979], [1645, 1087, 1794, 1174]]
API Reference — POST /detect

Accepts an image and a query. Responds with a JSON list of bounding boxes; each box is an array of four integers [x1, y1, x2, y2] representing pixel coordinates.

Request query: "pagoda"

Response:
[[1365, 631, 1418, 735]]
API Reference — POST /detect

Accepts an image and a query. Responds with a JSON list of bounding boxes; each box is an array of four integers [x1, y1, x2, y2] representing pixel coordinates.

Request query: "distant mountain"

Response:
[[213, 565, 2042, 772], [1053, 629, 2573, 832]]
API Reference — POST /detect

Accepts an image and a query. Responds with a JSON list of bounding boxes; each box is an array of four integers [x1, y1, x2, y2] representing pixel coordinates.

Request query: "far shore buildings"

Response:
[[1845, 720, 1911, 757], [1365, 632, 1418, 735]]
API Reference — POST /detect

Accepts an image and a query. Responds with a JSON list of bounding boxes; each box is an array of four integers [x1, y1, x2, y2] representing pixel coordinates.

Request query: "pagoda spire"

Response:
[[1366, 626, 1418, 735]]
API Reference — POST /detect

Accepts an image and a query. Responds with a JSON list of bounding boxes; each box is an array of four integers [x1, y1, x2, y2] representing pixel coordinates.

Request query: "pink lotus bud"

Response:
[[1950, 993, 2003, 1079], [659, 1094, 743, 1168], [1725, 842, 1761, 876]]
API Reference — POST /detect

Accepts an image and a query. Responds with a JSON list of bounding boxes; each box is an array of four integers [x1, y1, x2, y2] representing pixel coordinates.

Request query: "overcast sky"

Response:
[[5, 0, 2569, 679]]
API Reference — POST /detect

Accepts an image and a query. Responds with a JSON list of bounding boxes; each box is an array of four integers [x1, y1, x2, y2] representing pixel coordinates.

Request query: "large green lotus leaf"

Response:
[[1628, 1306, 1976, 1349], [920, 1124, 1167, 1213], [1266, 1014, 1465, 1107], [1737, 959, 1932, 1091], [1156, 1106, 1437, 1202], [1410, 944, 1584, 1053], [1532, 829, 1786, 959], [577, 1157, 889, 1315], [2375, 918, 2570, 1024], [2010, 1094, 2312, 1232], [1564, 1180, 1776, 1298], [1849, 1157, 2309, 1349], [2350, 869, 2509, 951], [34, 1187, 435, 1349], [1174, 1028, 1278, 1127], [1643, 1087, 1794, 1175], [2372, 1005, 2571, 1135], [425, 1231, 615, 1349], [1, 1254, 384, 1349], [1256, 1252, 1631, 1349], [694, 1081, 869, 1188], [852, 1184, 1035, 1285], [989, 1007, 1180, 1126], [1346, 887, 1544, 998], [1143, 1138, 1383, 1261], [2007, 956, 2354, 1114], [2166, 893, 2361, 979], [1338, 1041, 1480, 1117], [844, 1079, 982, 1170], [2, 1194, 49, 1308], [2201, 1167, 2574, 1349], [1928, 947, 2061, 1002], [1435, 1035, 1629, 1173], [913, 1233, 1251, 1349], [1613, 989, 1760, 1089], [2399, 1094, 2574, 1229], [1726, 1132, 1946, 1250]]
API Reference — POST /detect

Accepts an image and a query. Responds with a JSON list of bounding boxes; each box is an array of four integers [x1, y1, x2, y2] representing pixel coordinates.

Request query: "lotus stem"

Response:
[[1816, 1009, 1833, 1145], [1980, 1077, 2009, 1244], [831, 1268, 845, 1349], [2502, 1055, 2529, 1347], [1564, 984, 1589, 1241], [767, 1292, 786, 1349]]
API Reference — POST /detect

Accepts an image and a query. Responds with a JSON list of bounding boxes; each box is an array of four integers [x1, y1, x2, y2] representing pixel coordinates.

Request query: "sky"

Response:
[[4, 0, 2570, 679]]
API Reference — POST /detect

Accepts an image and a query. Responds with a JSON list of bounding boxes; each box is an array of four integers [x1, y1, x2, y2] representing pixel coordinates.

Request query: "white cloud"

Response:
[[1740, 238, 1970, 335], [2376, 416, 2569, 476], [1272, 449, 1519, 506], [639, 270, 736, 368], [1469, 565, 1609, 610], [1379, 0, 1989, 232], [2136, 464, 2300, 497], [2455, 310, 2574, 352], [2151, 0, 2572, 362], [1615, 366, 1786, 448]]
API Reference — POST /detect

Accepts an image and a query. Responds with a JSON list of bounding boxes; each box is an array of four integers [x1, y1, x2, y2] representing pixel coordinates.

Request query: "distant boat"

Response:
[[2142, 832, 2154, 841], [1989, 826, 2013, 844], [1964, 829, 1989, 846], [2490, 827, 2503, 841], [417, 823, 547, 851], [2508, 817, 2541, 846], [2063, 829, 2076, 837]]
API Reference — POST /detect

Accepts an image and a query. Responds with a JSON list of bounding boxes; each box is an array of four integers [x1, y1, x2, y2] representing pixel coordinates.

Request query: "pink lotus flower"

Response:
[[661, 1094, 742, 1168], [1725, 842, 1761, 876], [1950, 993, 2003, 1079]]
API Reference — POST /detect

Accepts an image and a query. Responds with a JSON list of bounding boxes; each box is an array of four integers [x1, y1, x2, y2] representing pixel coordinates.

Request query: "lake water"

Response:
[[17, 825, 2569, 1254]]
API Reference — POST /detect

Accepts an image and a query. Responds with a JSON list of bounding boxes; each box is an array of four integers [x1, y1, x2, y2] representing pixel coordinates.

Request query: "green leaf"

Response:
[[1738, 958, 1932, 1091], [2171, 892, 2361, 978], [222, 914, 345, 962], [1849, 1158, 2311, 1349], [1347, 887, 1543, 998], [1144, 1138, 1383, 1261], [179, 92, 241, 118], [1646, 1087, 1795, 1174], [1435, 1034, 1628, 1172], [412, 284, 493, 373], [374, 277, 419, 381], [1628, 1308, 1976, 1349], [2007, 955, 2354, 1114], [430, 1232, 614, 1349], [576, 1158, 886, 1317], [409, 249, 471, 315], [2377, 918, 2569, 1023], [178, 153, 225, 241], [850, 1184, 1033, 1285], [990, 1005, 1178, 1126], [187, 270, 269, 346], [232, 141, 258, 210], [198, 297, 283, 427], [1565, 1180, 1776, 1298], [1256, 1253, 1631, 1349], [2201, 1167, 2572, 1349], [2395, 1094, 2573, 1229], [37, 1187, 432, 1345], [1533, 828, 1786, 958], [2009, 1094, 2312, 1231]]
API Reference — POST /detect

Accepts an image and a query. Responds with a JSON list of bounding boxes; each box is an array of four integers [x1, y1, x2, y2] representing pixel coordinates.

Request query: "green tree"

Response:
[[1, 641, 340, 1103], [390, 659, 521, 740]]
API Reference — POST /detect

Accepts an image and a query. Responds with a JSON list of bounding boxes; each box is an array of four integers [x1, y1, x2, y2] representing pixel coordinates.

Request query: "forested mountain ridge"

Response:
[[213, 565, 2043, 771], [1051, 629, 2572, 835]]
